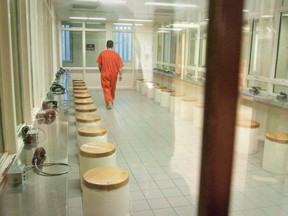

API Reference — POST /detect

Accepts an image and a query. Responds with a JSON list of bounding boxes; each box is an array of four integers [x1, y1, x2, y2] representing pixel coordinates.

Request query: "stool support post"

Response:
[[198, 0, 244, 215]]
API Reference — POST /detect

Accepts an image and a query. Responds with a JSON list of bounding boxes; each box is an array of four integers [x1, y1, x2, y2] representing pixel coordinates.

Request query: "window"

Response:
[[275, 12, 288, 80], [188, 29, 198, 66], [163, 32, 170, 63], [157, 33, 163, 62], [0, 92, 3, 158], [113, 30, 132, 67], [10, 0, 23, 127], [170, 32, 178, 64], [62, 31, 83, 67], [62, 30, 72, 62], [248, 19, 273, 78], [86, 31, 106, 67], [199, 24, 207, 68]]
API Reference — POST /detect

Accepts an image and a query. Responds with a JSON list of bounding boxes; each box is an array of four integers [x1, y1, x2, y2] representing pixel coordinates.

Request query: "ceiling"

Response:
[[52, 0, 208, 27]]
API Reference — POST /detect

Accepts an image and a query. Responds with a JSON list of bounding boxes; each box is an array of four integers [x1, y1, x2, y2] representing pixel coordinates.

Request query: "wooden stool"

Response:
[[180, 97, 198, 120], [74, 93, 91, 99], [79, 142, 116, 188], [77, 126, 108, 147], [193, 102, 204, 128], [136, 79, 144, 92], [82, 167, 129, 216], [76, 114, 101, 129], [160, 89, 174, 108], [73, 83, 86, 87], [73, 79, 85, 83], [74, 86, 88, 91], [75, 98, 94, 106], [74, 89, 89, 94], [262, 132, 288, 174], [154, 86, 167, 103], [75, 105, 97, 116], [170, 93, 185, 113], [235, 120, 260, 154]]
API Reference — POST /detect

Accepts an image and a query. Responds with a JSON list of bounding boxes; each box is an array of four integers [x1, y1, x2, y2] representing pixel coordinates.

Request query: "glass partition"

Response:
[[157, 33, 163, 63], [199, 24, 207, 68], [170, 32, 178, 65], [85, 22, 105, 29], [62, 31, 83, 67], [163, 32, 170, 63], [275, 12, 288, 79], [248, 18, 273, 78], [0, 96, 4, 158], [61, 21, 82, 28], [273, 84, 288, 94], [188, 29, 197, 66], [86, 31, 106, 67]]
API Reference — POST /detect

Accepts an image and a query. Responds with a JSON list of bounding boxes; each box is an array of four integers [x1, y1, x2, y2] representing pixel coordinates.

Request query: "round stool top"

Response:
[[76, 114, 101, 123], [74, 86, 87, 90], [170, 93, 185, 97], [73, 83, 86, 87], [161, 89, 174, 93], [75, 105, 97, 112], [83, 167, 129, 191], [265, 132, 288, 144], [74, 89, 89, 94], [78, 125, 107, 137], [74, 93, 91, 99], [195, 102, 204, 108], [73, 80, 85, 83], [80, 142, 115, 158], [182, 96, 197, 102], [236, 120, 260, 128], [75, 98, 94, 105]]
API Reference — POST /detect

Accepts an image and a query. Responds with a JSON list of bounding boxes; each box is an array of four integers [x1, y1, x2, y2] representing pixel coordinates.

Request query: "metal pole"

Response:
[[198, 0, 244, 215]]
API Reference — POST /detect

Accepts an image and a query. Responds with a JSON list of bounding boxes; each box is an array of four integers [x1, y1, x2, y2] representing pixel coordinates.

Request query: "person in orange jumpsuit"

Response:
[[97, 40, 124, 109]]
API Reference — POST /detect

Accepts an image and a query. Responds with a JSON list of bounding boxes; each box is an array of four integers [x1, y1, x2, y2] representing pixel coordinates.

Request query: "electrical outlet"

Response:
[[7, 164, 25, 186]]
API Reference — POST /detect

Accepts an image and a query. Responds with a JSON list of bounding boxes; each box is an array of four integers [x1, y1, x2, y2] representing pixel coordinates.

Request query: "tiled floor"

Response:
[[67, 89, 288, 216]]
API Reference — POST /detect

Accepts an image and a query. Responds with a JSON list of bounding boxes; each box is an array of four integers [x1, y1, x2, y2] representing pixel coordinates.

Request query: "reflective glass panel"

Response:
[[86, 31, 106, 67], [275, 12, 288, 79], [62, 31, 83, 67]]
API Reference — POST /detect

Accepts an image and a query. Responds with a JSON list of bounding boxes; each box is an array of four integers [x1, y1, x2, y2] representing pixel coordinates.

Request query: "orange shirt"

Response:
[[97, 50, 124, 74]]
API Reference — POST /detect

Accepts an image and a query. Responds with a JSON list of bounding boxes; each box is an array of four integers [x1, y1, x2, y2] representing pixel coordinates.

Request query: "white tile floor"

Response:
[[67, 89, 288, 216]]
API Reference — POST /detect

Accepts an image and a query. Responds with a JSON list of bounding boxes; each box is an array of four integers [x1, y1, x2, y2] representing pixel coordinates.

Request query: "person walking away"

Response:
[[97, 40, 124, 109]]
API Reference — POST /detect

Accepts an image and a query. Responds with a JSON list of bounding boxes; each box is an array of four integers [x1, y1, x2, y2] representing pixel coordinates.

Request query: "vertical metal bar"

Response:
[[198, 1, 244, 216]]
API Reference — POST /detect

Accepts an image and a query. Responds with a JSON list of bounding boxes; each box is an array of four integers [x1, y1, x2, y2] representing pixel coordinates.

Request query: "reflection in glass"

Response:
[[249, 19, 274, 77], [199, 25, 207, 67], [113, 31, 132, 67], [62, 31, 83, 67], [163, 32, 170, 63], [10, 0, 23, 126], [247, 80, 268, 91], [157, 33, 163, 62], [85, 22, 105, 29], [275, 12, 288, 79], [273, 84, 288, 94], [170, 32, 178, 64], [61, 21, 82, 28], [86, 31, 106, 67], [188, 30, 197, 66], [0, 95, 4, 158]]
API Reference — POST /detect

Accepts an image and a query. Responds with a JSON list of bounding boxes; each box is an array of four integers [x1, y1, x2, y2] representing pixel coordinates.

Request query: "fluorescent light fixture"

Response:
[[70, 17, 106, 20], [113, 23, 133, 26], [99, 0, 127, 4], [134, 23, 144, 26], [119, 18, 153, 22], [145, 2, 197, 8], [158, 27, 182, 31], [172, 23, 199, 28], [158, 30, 169, 33], [261, 15, 273, 18], [242, 9, 249, 13]]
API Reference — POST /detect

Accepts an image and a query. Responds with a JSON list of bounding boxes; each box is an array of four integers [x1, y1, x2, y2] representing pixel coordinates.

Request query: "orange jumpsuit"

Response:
[[97, 50, 124, 106]]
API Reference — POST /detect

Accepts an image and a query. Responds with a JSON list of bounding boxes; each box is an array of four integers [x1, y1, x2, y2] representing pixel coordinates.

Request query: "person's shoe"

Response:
[[106, 102, 112, 110]]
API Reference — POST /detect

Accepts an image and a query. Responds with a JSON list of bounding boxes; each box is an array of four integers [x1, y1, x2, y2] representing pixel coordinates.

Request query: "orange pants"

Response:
[[101, 72, 118, 106]]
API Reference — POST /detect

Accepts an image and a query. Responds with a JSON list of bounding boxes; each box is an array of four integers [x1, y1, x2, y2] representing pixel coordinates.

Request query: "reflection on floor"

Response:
[[67, 89, 288, 216]]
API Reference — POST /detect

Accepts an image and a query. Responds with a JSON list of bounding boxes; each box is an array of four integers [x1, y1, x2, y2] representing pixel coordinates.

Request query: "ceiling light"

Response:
[[145, 2, 197, 8], [99, 0, 127, 4], [113, 23, 133, 26], [158, 27, 182, 31], [172, 23, 199, 28], [69, 17, 106, 20], [119, 18, 153, 22], [134, 23, 144, 26], [261, 15, 273, 18]]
